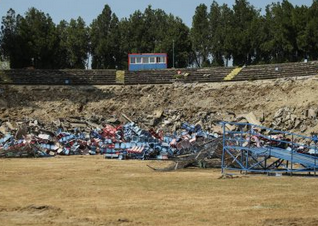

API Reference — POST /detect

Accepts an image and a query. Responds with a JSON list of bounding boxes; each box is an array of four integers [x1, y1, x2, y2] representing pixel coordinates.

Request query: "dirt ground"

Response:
[[0, 156, 318, 226]]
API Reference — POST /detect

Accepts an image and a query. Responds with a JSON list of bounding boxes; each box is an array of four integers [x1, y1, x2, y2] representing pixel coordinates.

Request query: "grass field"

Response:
[[1, 156, 318, 226]]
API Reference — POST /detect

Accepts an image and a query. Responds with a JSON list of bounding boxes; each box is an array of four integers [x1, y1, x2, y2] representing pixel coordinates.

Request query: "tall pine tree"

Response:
[[191, 4, 210, 67]]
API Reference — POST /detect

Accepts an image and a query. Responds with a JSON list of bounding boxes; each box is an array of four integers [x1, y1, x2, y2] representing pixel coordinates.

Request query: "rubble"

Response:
[[236, 112, 262, 126], [147, 138, 223, 171], [0, 116, 221, 168], [4, 79, 318, 169], [269, 106, 318, 133]]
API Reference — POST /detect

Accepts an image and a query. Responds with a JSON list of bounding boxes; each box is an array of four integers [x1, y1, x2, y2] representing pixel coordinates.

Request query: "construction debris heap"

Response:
[[0, 116, 222, 168]]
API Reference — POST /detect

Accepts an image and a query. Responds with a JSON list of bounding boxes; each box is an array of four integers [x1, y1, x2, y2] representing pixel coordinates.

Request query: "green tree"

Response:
[[0, 9, 21, 68], [56, 20, 69, 68], [191, 4, 210, 67], [18, 8, 59, 68], [292, 5, 309, 61], [208, 2, 235, 66], [119, 6, 192, 68], [219, 4, 235, 66], [164, 15, 192, 68], [90, 4, 121, 69], [66, 17, 89, 68], [125, 9, 150, 53], [260, 1, 297, 63], [231, 0, 260, 66], [56, 18, 89, 69], [302, 1, 318, 60], [1, 8, 59, 68]]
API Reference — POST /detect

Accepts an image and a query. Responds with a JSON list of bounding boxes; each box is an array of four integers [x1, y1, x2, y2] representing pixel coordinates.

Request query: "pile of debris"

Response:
[[0, 115, 222, 167], [270, 107, 318, 133]]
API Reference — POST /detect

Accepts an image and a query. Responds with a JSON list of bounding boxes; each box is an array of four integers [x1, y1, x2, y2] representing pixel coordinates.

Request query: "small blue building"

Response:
[[128, 53, 168, 71]]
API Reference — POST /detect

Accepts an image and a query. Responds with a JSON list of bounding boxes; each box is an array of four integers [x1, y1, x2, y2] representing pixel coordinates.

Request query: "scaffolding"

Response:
[[221, 122, 318, 176]]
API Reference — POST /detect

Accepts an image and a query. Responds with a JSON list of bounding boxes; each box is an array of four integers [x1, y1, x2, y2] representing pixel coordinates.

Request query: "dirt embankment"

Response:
[[1, 76, 318, 135]]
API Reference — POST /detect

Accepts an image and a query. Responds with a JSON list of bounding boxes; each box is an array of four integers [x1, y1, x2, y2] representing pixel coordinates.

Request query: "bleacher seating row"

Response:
[[233, 61, 318, 81], [0, 61, 317, 85], [0, 70, 117, 85], [124, 67, 234, 84]]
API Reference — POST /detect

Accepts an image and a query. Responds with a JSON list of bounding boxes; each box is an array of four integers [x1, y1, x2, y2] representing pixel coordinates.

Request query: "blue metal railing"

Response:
[[221, 121, 318, 175]]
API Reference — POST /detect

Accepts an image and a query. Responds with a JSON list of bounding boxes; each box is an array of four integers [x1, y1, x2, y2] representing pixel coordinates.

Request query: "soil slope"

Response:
[[1, 76, 318, 135]]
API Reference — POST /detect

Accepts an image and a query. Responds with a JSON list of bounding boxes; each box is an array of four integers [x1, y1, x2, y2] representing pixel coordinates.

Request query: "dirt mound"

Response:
[[1, 76, 318, 135]]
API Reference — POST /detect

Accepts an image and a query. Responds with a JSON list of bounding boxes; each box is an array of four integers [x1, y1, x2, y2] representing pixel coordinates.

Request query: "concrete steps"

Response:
[[0, 70, 117, 85], [1, 61, 317, 85], [233, 62, 318, 81], [124, 68, 233, 84]]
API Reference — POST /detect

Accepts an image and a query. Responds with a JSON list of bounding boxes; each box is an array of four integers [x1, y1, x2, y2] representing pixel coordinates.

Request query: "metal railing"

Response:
[[221, 121, 318, 176]]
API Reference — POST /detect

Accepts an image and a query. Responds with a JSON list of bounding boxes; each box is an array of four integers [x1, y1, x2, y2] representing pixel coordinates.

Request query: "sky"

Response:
[[0, 0, 314, 27]]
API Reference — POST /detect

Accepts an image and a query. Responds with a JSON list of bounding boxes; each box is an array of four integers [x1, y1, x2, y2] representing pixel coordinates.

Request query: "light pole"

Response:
[[173, 39, 175, 68]]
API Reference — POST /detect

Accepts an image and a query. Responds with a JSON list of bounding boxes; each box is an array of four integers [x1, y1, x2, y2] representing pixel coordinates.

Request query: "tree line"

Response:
[[1, 0, 318, 69]]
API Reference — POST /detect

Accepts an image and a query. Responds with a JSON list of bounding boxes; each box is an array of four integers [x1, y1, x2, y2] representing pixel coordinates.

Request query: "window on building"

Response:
[[157, 56, 165, 64], [150, 57, 155, 63], [136, 57, 142, 64], [130, 57, 136, 64], [143, 57, 149, 64]]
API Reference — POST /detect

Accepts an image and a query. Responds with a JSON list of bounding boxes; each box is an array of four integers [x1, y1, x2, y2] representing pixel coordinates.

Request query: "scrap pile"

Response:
[[0, 116, 221, 166]]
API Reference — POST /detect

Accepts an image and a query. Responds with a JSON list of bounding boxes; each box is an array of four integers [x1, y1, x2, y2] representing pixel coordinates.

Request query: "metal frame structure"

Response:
[[221, 122, 318, 175]]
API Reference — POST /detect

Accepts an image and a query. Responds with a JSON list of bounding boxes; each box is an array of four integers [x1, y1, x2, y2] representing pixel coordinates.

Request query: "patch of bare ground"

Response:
[[263, 218, 318, 226], [1, 156, 318, 225]]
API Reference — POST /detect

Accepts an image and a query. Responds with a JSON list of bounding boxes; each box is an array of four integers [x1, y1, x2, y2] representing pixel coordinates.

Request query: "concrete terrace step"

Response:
[[0, 69, 117, 85], [1, 61, 318, 85], [233, 61, 318, 81], [124, 68, 233, 84]]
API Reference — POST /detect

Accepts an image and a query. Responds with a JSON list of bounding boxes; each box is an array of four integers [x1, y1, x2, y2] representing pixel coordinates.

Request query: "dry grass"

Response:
[[1, 156, 318, 226]]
